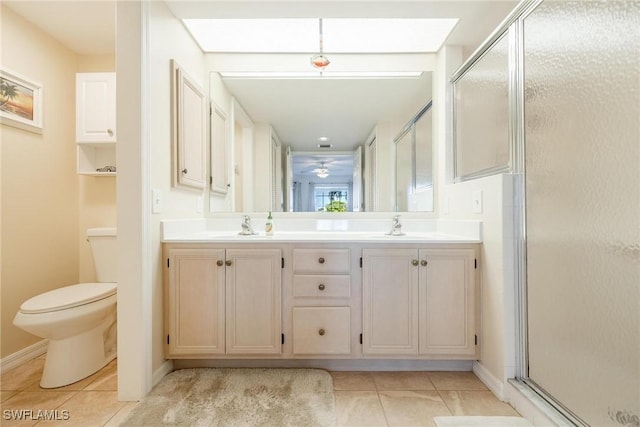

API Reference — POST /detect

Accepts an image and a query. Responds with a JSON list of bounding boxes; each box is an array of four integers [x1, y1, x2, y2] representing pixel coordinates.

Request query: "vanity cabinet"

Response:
[[76, 73, 116, 175], [362, 247, 478, 358], [164, 246, 282, 358], [163, 239, 478, 361], [290, 248, 354, 356]]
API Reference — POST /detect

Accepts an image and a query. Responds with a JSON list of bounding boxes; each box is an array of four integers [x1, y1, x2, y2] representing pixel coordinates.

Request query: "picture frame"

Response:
[[0, 69, 43, 134]]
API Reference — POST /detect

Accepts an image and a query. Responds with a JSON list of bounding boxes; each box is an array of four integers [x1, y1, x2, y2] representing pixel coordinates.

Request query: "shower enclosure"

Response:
[[453, 1, 639, 425], [521, 2, 639, 426]]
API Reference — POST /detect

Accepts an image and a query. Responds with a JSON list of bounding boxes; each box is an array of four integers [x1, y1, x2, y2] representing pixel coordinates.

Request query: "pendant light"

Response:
[[310, 18, 330, 69]]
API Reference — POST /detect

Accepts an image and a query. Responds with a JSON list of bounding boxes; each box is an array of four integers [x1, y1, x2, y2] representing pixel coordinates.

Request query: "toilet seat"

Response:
[[20, 283, 117, 314]]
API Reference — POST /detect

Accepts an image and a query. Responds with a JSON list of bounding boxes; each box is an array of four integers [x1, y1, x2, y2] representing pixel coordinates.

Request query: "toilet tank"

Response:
[[87, 228, 117, 283]]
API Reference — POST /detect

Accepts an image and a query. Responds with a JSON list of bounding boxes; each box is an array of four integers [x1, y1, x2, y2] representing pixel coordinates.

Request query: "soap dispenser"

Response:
[[265, 212, 274, 236]]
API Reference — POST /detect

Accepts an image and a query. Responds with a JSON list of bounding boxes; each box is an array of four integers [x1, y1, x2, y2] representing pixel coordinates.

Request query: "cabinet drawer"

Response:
[[293, 249, 350, 274], [293, 275, 351, 298], [293, 307, 351, 355]]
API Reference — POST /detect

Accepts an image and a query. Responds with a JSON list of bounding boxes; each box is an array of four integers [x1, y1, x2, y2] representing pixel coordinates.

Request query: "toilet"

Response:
[[13, 228, 117, 388]]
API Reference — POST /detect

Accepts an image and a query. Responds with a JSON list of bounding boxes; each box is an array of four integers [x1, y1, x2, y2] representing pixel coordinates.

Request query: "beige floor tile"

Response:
[[2, 390, 19, 403], [440, 390, 520, 417], [0, 391, 77, 427], [103, 401, 140, 427], [0, 360, 45, 391], [36, 391, 125, 427], [428, 371, 488, 391], [373, 371, 435, 391], [331, 371, 377, 391], [335, 390, 388, 427], [84, 362, 118, 391], [378, 390, 452, 427]]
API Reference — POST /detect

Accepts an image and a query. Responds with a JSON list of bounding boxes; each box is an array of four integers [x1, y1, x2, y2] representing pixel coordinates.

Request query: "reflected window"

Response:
[[315, 185, 349, 212]]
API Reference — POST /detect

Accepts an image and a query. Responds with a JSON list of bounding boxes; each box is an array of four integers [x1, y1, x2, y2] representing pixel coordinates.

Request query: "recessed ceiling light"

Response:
[[318, 137, 329, 142]]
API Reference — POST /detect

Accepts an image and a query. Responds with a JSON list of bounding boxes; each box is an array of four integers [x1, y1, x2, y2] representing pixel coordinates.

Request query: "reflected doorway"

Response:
[[289, 152, 359, 212]]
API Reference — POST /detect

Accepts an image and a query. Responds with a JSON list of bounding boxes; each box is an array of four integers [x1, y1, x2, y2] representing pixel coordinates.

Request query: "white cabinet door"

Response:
[[419, 249, 477, 357], [225, 249, 282, 354], [362, 249, 419, 355], [172, 62, 208, 189], [166, 248, 226, 356], [76, 73, 116, 142]]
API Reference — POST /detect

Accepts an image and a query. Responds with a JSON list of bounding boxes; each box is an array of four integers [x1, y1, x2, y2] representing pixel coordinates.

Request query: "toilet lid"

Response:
[[20, 283, 117, 314]]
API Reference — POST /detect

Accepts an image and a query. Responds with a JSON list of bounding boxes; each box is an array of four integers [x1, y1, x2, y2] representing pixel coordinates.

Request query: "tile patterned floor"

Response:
[[1, 358, 519, 426]]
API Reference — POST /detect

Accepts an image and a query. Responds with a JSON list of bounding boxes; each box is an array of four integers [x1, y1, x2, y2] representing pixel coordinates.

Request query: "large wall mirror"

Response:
[[211, 72, 434, 213]]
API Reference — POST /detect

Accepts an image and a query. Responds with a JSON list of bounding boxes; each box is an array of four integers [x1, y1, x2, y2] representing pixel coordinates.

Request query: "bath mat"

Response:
[[434, 416, 533, 427], [119, 368, 336, 427]]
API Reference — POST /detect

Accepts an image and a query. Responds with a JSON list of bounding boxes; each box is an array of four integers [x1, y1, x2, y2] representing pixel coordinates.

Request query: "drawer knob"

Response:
[[412, 259, 419, 266], [318, 284, 326, 291], [318, 257, 325, 264], [216, 260, 223, 266], [318, 329, 326, 336], [107, 128, 114, 137], [421, 260, 428, 266], [225, 260, 232, 266]]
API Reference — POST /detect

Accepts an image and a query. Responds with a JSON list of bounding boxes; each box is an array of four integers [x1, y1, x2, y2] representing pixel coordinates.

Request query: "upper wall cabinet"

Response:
[[76, 72, 116, 176], [172, 60, 208, 190]]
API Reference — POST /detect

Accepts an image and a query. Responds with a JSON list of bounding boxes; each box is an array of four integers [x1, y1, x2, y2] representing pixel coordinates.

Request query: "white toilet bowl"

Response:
[[13, 283, 117, 388], [13, 228, 118, 388]]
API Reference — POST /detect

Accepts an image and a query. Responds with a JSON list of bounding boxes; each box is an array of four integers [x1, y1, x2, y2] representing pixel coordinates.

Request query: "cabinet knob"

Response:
[[225, 260, 232, 266], [318, 329, 326, 336], [318, 284, 325, 291], [421, 260, 428, 266], [107, 129, 114, 137], [217, 260, 223, 266], [181, 168, 188, 174], [318, 257, 325, 264], [412, 259, 419, 266]]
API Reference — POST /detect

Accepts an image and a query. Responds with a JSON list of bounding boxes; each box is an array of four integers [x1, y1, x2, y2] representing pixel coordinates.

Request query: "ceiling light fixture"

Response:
[[314, 162, 330, 178], [310, 19, 330, 69]]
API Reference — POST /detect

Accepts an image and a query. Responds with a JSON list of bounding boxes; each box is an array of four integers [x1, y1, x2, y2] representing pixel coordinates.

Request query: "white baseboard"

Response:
[[152, 359, 173, 387], [473, 361, 506, 401], [173, 359, 474, 371], [0, 340, 48, 374]]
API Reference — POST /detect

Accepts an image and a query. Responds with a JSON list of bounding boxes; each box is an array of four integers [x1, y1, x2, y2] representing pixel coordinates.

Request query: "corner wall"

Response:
[[1, 5, 79, 358], [148, 0, 208, 375], [77, 55, 117, 283], [434, 45, 515, 398]]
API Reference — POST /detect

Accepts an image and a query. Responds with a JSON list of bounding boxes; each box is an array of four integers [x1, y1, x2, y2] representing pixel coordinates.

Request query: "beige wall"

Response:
[[1, 8, 117, 359], [149, 0, 207, 373], [77, 55, 117, 283], [1, 6, 79, 357]]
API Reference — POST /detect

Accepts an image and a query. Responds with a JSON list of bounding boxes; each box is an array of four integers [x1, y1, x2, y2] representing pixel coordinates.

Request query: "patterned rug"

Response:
[[119, 368, 336, 426]]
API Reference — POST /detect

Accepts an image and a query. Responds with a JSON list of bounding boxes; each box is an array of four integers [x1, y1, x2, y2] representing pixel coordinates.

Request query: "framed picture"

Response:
[[0, 69, 43, 134]]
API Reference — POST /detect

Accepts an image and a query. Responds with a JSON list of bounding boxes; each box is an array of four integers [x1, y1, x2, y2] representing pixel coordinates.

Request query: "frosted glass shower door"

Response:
[[523, 2, 639, 426]]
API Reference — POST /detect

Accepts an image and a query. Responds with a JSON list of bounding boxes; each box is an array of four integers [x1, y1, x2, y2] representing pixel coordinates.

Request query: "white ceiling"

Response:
[[4, 0, 517, 156]]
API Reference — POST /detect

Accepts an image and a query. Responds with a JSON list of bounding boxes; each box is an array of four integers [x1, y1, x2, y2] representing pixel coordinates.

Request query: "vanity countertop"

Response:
[[161, 216, 482, 244]]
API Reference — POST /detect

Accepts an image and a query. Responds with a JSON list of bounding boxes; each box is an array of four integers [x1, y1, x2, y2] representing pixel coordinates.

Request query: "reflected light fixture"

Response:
[[314, 162, 329, 178], [310, 19, 330, 69]]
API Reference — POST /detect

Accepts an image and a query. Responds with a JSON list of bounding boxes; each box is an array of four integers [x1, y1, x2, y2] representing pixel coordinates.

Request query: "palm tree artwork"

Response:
[[0, 77, 33, 120]]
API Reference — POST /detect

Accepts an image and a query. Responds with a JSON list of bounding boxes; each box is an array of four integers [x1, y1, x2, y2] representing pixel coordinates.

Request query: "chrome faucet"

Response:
[[386, 215, 405, 236], [239, 215, 257, 235]]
